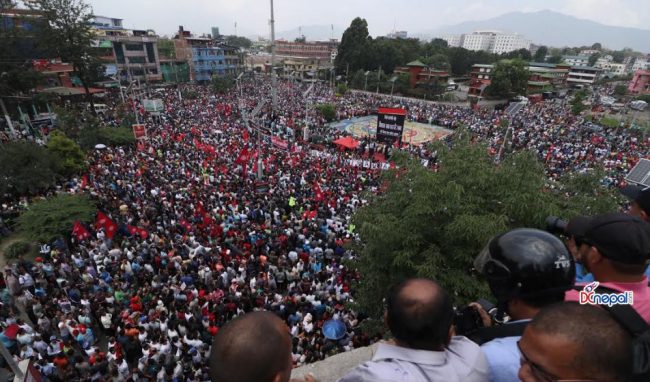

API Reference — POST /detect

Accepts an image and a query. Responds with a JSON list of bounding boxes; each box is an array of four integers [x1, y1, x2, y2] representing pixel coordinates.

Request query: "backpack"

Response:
[[580, 285, 650, 382]]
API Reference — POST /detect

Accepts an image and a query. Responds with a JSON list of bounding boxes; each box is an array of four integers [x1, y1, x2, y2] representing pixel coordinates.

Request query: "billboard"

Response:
[[143, 99, 164, 113], [376, 107, 406, 144], [132, 124, 147, 140]]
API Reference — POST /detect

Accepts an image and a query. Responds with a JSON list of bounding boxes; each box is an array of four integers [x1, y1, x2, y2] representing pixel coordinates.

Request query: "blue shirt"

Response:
[[480, 320, 531, 382]]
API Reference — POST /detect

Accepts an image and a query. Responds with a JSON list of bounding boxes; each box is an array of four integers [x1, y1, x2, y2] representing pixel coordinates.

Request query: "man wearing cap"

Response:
[[621, 184, 650, 222], [565, 212, 650, 322]]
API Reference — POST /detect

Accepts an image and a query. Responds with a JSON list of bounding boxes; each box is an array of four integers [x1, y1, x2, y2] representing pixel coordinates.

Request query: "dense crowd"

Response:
[[0, 75, 648, 381]]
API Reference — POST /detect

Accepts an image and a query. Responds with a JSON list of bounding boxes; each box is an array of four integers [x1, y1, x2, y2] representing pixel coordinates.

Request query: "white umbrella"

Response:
[[95, 144, 107, 150]]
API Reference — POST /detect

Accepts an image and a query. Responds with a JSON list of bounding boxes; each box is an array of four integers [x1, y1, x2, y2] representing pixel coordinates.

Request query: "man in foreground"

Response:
[[518, 302, 632, 382], [209, 311, 315, 382], [338, 278, 488, 381]]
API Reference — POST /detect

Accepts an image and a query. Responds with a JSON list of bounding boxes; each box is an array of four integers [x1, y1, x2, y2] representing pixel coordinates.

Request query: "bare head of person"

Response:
[[518, 302, 632, 382], [385, 278, 454, 351], [209, 311, 293, 382]]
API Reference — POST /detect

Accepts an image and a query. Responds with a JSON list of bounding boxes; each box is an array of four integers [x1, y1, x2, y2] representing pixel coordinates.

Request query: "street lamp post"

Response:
[[390, 76, 397, 98], [364, 71, 369, 92]]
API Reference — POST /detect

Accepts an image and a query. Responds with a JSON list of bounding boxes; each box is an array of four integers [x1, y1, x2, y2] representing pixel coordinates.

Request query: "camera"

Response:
[[545, 216, 568, 235], [453, 299, 499, 336]]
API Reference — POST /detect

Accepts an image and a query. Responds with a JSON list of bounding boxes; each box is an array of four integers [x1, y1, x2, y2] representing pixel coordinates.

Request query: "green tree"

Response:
[[547, 55, 563, 64], [46, 130, 86, 176], [591, 42, 602, 50], [336, 83, 348, 95], [158, 39, 176, 59], [78, 127, 135, 150], [351, 133, 619, 320], [317, 104, 336, 122], [487, 59, 529, 98], [0, 141, 61, 197], [0, 1, 43, 99], [502, 49, 532, 61], [613, 84, 627, 96], [335, 18, 372, 74], [533, 46, 548, 62], [52, 105, 101, 139], [17, 194, 95, 242], [588, 53, 601, 67], [612, 50, 625, 64], [29, 0, 104, 113], [211, 75, 235, 94], [224, 36, 252, 49]]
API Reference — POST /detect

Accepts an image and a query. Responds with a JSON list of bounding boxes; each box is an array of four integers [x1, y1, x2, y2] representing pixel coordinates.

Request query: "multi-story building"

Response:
[[91, 16, 162, 83], [567, 66, 601, 87], [527, 62, 570, 92], [468, 64, 494, 96], [172, 26, 242, 82], [442, 31, 531, 54], [441, 34, 463, 48], [562, 55, 589, 67], [580, 49, 600, 56], [275, 40, 338, 60], [628, 70, 650, 95], [393, 60, 450, 89], [632, 58, 650, 72]]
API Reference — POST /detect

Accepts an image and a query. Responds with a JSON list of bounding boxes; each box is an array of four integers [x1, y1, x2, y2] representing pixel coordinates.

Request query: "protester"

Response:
[[0, 75, 647, 381], [621, 184, 650, 222], [209, 311, 310, 382], [338, 278, 489, 382], [518, 302, 633, 382], [471, 229, 574, 382]]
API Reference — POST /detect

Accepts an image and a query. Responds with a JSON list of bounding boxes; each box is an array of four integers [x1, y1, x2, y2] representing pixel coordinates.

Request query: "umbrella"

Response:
[[322, 319, 346, 340], [333, 136, 359, 150], [95, 144, 107, 150]]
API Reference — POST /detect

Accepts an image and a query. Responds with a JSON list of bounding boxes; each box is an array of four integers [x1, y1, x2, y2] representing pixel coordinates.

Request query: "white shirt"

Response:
[[338, 337, 489, 382]]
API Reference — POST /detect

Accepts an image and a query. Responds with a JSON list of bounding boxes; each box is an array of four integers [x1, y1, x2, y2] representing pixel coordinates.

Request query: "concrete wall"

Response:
[[290, 344, 378, 382]]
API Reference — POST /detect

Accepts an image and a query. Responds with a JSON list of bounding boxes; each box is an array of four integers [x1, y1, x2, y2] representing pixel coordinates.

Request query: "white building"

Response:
[[562, 55, 589, 66], [580, 49, 600, 56], [438, 30, 530, 53], [387, 31, 408, 39], [632, 58, 650, 71], [441, 34, 463, 48]]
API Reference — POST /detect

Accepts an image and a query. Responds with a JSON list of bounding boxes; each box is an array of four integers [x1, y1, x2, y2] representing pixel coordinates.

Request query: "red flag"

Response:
[[138, 228, 149, 239], [72, 221, 91, 241], [95, 211, 110, 230], [127, 225, 139, 236], [243, 130, 250, 142], [104, 218, 118, 239], [81, 175, 88, 189], [235, 148, 249, 165], [313, 182, 324, 202], [96, 211, 117, 239], [545, 145, 554, 163]]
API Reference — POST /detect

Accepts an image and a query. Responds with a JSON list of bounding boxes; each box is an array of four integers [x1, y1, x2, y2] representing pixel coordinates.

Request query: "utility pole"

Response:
[[376, 66, 381, 94], [0, 97, 16, 140], [345, 63, 349, 85], [269, 0, 277, 112]]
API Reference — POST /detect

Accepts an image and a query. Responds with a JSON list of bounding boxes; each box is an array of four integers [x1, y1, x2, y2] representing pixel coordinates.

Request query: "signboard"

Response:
[[143, 99, 164, 113], [271, 136, 288, 150], [376, 107, 406, 144], [132, 124, 147, 140]]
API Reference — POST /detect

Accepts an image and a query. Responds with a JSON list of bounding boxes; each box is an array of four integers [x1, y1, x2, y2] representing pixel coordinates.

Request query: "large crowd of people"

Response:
[[0, 75, 648, 381]]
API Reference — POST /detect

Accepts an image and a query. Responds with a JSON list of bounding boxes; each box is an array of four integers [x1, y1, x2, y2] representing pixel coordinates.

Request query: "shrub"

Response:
[[17, 194, 96, 242], [79, 127, 136, 150], [5, 241, 31, 259]]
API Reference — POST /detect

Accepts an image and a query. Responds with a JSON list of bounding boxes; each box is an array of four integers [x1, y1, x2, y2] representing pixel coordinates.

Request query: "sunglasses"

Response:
[[517, 340, 598, 382]]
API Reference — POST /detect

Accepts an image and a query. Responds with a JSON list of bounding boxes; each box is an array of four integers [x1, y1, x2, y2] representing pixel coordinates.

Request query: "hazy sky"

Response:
[[86, 0, 650, 38]]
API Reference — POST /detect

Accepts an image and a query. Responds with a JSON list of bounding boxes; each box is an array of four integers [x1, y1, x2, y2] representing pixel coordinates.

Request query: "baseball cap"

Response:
[[620, 185, 650, 215], [566, 212, 650, 265]]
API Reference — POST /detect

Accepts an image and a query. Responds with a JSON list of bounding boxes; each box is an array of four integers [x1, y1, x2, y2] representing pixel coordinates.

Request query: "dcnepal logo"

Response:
[[579, 281, 634, 307]]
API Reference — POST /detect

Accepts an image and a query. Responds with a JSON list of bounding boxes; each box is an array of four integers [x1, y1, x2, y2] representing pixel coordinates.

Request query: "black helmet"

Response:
[[474, 228, 575, 304]]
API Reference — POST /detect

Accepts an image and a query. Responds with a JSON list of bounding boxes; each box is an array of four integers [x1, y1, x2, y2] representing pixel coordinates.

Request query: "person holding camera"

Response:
[[563, 212, 650, 322], [470, 229, 575, 382]]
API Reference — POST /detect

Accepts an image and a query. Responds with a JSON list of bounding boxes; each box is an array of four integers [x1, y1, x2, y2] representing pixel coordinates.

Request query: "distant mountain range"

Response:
[[416, 10, 650, 52]]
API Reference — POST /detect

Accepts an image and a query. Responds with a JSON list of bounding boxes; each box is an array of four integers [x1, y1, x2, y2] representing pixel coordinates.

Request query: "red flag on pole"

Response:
[[96, 211, 117, 239], [313, 182, 324, 202], [72, 221, 91, 241], [81, 175, 88, 189], [95, 211, 110, 230]]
